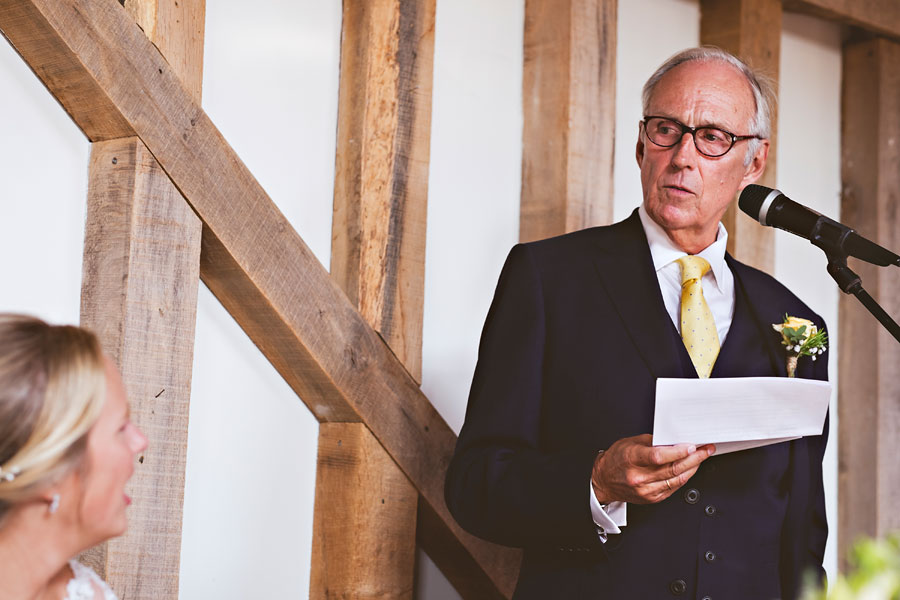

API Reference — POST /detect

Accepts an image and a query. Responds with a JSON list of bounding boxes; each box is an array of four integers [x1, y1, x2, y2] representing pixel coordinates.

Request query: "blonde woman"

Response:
[[0, 314, 147, 600]]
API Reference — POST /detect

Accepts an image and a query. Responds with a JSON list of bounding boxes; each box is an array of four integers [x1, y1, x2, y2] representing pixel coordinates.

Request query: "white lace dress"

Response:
[[63, 560, 118, 600]]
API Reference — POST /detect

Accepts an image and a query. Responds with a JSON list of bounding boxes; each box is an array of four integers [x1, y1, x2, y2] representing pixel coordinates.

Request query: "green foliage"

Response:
[[802, 535, 900, 600], [782, 325, 808, 343], [780, 326, 828, 357]]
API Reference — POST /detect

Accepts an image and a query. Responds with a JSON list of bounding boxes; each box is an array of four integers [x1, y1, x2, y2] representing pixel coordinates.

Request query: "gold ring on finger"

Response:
[[665, 478, 672, 491]]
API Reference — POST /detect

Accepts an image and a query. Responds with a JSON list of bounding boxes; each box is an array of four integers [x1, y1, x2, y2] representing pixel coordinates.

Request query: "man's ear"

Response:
[[635, 124, 646, 167], [740, 139, 769, 187]]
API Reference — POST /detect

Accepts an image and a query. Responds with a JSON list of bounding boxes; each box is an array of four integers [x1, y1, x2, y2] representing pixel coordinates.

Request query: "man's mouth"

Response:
[[663, 183, 695, 195]]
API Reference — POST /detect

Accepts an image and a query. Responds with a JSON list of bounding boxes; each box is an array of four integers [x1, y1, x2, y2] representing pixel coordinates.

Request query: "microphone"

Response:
[[738, 184, 900, 267]]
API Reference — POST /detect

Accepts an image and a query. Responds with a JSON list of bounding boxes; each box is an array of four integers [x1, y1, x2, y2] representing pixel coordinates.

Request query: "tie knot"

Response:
[[677, 255, 711, 284]]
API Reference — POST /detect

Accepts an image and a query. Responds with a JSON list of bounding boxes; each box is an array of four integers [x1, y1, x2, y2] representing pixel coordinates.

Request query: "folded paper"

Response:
[[652, 377, 831, 454]]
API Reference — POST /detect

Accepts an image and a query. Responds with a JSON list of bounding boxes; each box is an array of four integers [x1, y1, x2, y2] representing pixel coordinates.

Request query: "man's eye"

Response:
[[700, 129, 727, 142]]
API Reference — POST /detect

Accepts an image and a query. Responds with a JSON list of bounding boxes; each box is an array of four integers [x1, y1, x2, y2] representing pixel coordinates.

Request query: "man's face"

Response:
[[636, 60, 768, 251]]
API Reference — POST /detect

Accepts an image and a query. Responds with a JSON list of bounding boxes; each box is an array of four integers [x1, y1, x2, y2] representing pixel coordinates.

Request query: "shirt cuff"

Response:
[[589, 481, 627, 542]]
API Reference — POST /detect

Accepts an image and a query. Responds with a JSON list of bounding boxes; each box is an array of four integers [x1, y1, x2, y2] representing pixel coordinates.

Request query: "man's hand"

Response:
[[591, 434, 715, 504]]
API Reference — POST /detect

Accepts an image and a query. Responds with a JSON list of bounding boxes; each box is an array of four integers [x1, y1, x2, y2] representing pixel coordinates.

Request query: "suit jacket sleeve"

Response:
[[444, 244, 601, 550]]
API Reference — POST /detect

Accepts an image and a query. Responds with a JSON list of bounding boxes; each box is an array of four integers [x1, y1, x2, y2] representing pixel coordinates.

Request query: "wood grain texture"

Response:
[[520, 0, 617, 243], [0, 0, 520, 595], [75, 2, 203, 596], [79, 138, 201, 598], [326, 2, 433, 594], [700, 0, 781, 274], [785, 0, 900, 41], [331, 0, 434, 382], [310, 424, 417, 599], [0, 0, 134, 140], [122, 0, 205, 103], [839, 37, 900, 568]]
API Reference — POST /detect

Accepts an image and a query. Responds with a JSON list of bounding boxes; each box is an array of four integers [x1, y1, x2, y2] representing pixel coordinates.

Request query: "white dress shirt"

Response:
[[590, 204, 736, 541]]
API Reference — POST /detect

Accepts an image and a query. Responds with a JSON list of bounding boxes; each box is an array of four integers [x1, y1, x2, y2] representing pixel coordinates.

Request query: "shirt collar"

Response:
[[637, 203, 729, 292]]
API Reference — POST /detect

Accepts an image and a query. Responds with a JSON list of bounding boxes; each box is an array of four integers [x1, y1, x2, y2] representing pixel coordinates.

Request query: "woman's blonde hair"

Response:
[[0, 314, 106, 519]]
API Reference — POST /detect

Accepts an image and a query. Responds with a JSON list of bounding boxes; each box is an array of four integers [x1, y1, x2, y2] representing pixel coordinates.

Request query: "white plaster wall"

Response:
[[0, 0, 843, 597], [614, 0, 700, 222], [0, 37, 88, 322], [178, 1, 341, 597], [417, 0, 525, 596]]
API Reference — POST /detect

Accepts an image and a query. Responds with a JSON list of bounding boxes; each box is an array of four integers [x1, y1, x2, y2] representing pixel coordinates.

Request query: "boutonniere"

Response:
[[772, 315, 828, 378]]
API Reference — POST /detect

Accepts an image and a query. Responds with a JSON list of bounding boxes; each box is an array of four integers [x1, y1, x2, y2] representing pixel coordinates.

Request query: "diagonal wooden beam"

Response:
[[0, 0, 520, 595], [121, 0, 205, 103], [784, 0, 900, 41]]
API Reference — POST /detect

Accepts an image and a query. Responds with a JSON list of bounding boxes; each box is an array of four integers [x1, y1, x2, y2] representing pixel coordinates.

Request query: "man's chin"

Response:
[[647, 206, 696, 233]]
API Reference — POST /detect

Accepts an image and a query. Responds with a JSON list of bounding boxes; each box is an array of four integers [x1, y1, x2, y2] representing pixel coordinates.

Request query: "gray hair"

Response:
[[641, 46, 775, 164]]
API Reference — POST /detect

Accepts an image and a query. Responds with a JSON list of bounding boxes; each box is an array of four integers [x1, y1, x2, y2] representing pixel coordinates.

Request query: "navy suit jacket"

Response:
[[445, 211, 828, 599]]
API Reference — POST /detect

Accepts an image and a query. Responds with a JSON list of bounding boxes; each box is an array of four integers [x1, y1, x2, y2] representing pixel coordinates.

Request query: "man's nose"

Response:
[[670, 132, 698, 167]]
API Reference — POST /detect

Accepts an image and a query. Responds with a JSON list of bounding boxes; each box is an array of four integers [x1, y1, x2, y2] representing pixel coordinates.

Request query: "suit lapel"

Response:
[[591, 211, 692, 379]]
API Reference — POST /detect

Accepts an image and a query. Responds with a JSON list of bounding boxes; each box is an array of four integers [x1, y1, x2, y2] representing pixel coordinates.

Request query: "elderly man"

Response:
[[445, 47, 828, 600]]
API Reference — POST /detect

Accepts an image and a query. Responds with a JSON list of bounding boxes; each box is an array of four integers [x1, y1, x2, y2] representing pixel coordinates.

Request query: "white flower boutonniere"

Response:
[[772, 315, 828, 378]]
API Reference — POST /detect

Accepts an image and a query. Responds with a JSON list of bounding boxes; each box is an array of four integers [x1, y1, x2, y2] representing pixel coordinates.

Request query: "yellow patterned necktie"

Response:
[[676, 255, 720, 378]]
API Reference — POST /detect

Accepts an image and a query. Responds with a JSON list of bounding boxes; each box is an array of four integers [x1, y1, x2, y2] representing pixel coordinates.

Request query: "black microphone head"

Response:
[[739, 184, 780, 225]]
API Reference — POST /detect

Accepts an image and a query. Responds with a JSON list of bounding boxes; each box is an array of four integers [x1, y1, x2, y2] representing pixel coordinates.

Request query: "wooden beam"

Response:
[[310, 424, 417, 599], [785, 0, 900, 42], [700, 0, 781, 274], [323, 1, 433, 595], [0, 0, 133, 140], [121, 0, 205, 103], [76, 3, 203, 597], [520, 0, 617, 243], [0, 0, 520, 595], [839, 37, 900, 568], [331, 0, 434, 382], [79, 137, 201, 598]]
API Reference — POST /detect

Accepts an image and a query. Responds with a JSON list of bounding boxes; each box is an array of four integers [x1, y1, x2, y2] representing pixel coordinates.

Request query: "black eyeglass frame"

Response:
[[641, 115, 762, 158]]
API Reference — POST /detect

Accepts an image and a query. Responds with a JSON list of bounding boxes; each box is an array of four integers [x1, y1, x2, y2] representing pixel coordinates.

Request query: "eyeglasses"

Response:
[[641, 116, 762, 158]]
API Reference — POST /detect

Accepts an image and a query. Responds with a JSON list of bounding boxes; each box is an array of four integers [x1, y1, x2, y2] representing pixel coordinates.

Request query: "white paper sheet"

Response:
[[652, 377, 831, 455]]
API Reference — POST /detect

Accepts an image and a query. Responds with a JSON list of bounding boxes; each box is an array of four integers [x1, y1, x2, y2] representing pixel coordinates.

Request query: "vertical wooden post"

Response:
[[311, 424, 418, 599], [520, 0, 617, 243], [318, 0, 434, 595], [80, 138, 201, 598], [331, 0, 435, 383], [839, 37, 900, 567], [78, 1, 204, 597], [700, 0, 781, 273]]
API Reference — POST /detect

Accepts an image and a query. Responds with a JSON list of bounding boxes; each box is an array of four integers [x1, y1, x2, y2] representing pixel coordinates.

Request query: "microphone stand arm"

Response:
[[812, 227, 900, 344]]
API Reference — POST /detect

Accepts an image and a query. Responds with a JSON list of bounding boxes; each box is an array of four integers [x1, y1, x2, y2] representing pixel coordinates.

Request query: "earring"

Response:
[[48, 493, 60, 515]]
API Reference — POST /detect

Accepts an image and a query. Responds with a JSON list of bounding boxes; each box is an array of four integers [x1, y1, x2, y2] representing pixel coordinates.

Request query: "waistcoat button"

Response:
[[705, 504, 716, 516], [669, 579, 687, 595], [705, 551, 716, 562], [683, 488, 700, 504]]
